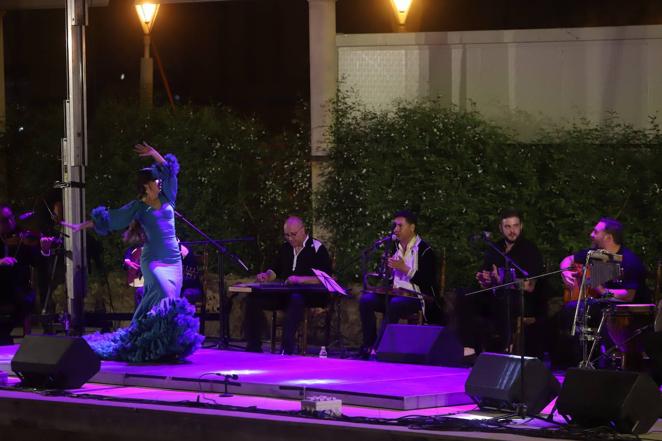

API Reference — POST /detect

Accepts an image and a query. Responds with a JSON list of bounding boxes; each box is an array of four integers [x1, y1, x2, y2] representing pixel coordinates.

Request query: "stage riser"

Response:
[[0, 391, 456, 441], [88, 371, 471, 410], [1, 346, 472, 411]]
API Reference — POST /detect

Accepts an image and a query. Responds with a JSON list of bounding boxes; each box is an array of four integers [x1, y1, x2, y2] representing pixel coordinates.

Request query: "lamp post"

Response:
[[390, 0, 413, 32], [135, 1, 160, 108]]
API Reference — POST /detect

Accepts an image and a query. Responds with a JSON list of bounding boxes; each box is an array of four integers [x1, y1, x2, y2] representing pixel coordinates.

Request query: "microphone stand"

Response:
[[173, 210, 251, 349], [479, 239, 529, 354], [40, 231, 69, 334], [467, 267, 570, 418], [468, 239, 529, 417], [359, 236, 396, 350]]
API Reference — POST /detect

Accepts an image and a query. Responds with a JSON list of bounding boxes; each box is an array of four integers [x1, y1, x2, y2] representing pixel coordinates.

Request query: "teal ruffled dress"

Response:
[[87, 154, 204, 362]]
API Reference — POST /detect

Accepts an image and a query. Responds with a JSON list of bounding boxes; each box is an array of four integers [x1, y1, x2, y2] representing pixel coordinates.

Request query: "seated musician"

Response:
[[122, 221, 145, 308], [560, 218, 648, 304], [180, 243, 204, 305], [244, 216, 332, 354], [473, 208, 547, 358], [359, 210, 438, 359], [559, 218, 649, 365], [124, 236, 202, 309], [0, 204, 56, 344]]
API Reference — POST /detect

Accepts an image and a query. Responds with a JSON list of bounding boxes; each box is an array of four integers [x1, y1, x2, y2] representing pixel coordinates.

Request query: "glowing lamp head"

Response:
[[135, 2, 160, 35], [390, 0, 413, 26]]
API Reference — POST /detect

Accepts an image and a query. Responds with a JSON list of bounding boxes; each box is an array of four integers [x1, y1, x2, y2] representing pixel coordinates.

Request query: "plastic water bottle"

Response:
[[319, 346, 328, 359]]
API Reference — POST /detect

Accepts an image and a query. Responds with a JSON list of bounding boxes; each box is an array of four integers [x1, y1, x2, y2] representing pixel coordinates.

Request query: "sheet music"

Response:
[[311, 269, 348, 296]]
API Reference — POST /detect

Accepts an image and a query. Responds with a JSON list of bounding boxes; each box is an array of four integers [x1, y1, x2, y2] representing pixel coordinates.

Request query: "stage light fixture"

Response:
[[390, 0, 413, 26]]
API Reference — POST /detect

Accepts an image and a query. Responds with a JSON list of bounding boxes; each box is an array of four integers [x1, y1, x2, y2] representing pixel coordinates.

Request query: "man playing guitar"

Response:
[[560, 218, 648, 304]]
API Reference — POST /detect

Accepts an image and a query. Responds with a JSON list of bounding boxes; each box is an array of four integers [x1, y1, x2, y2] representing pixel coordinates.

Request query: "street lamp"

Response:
[[390, 0, 413, 30], [135, 1, 160, 108]]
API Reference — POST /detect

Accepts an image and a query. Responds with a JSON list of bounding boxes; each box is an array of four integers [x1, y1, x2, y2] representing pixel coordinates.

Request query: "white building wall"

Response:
[[337, 25, 662, 132]]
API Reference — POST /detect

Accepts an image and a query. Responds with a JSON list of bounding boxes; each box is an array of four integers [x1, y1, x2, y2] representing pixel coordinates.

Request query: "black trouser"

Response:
[[555, 299, 613, 367], [359, 292, 422, 349], [243, 292, 328, 354], [0, 289, 35, 345], [460, 289, 545, 358]]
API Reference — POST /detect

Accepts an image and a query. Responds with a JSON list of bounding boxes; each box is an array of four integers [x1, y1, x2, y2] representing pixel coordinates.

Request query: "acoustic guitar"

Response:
[[562, 263, 602, 303]]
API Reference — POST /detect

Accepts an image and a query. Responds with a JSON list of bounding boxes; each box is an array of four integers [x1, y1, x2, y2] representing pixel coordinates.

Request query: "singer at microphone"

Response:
[[359, 209, 438, 359]]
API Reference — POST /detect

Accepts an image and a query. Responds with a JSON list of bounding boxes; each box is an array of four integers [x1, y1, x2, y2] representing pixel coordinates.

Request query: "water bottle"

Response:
[[319, 346, 328, 359]]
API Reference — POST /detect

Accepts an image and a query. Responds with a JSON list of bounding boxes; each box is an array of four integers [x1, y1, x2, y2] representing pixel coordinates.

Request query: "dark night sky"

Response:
[[5, 0, 662, 129]]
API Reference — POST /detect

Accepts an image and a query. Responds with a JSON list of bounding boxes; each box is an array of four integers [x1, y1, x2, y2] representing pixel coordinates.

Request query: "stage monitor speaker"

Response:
[[464, 352, 560, 416], [556, 368, 661, 434], [376, 324, 463, 365], [11, 335, 101, 389]]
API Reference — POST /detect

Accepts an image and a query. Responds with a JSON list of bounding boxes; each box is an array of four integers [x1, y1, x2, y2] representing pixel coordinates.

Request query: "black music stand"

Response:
[[312, 269, 349, 355]]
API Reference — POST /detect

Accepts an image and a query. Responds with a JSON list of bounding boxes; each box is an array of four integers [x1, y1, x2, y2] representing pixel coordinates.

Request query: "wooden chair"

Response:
[[270, 296, 338, 355], [182, 247, 208, 335]]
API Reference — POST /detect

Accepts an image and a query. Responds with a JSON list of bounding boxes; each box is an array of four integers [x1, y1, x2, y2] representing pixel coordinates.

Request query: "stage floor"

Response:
[[0, 344, 471, 410], [2, 343, 662, 441]]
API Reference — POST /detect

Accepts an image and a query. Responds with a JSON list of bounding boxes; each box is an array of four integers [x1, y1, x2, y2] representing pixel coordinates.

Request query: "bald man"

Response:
[[244, 216, 332, 354]]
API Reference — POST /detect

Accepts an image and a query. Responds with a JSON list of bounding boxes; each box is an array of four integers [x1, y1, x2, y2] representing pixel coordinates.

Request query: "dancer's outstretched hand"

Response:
[[134, 142, 156, 157], [61, 220, 93, 233], [134, 141, 165, 164]]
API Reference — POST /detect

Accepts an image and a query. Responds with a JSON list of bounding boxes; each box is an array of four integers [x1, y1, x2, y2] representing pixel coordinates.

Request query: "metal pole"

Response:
[[0, 11, 8, 201], [140, 34, 153, 108], [63, 0, 89, 335], [308, 0, 336, 239]]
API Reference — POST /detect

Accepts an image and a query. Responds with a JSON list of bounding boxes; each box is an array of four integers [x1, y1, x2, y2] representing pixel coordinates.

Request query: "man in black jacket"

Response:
[[474, 208, 547, 357], [359, 210, 438, 357], [244, 216, 332, 355]]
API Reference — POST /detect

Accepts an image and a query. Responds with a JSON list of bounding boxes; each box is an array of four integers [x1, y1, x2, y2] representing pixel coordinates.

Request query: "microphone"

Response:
[[588, 249, 623, 262], [469, 231, 492, 242], [18, 211, 35, 221], [374, 234, 396, 246]]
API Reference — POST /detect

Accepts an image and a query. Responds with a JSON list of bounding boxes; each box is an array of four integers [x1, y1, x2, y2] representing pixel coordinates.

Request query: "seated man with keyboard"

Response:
[[244, 216, 332, 354]]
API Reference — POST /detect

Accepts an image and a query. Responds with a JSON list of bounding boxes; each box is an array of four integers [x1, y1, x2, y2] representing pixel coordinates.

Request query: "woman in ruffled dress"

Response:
[[62, 142, 203, 362]]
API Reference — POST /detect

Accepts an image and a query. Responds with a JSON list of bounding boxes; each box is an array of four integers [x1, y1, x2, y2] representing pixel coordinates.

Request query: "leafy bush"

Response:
[[317, 95, 662, 292], [4, 101, 313, 274]]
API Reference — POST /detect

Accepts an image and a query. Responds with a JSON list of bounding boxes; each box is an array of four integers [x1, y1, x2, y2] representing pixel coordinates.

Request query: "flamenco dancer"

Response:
[[62, 142, 203, 362]]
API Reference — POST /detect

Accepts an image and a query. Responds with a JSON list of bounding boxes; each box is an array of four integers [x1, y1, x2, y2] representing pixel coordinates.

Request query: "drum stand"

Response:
[[578, 309, 606, 369], [571, 251, 623, 369], [589, 322, 652, 369]]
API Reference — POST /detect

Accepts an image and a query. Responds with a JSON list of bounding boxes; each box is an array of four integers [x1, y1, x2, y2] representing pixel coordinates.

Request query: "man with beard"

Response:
[[359, 210, 438, 359], [473, 208, 547, 357], [558, 218, 649, 367], [560, 218, 648, 304]]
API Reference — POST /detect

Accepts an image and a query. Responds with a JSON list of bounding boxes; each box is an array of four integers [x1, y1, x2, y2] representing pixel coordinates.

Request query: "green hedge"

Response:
[[4, 98, 661, 296], [4, 101, 312, 273], [317, 95, 662, 292]]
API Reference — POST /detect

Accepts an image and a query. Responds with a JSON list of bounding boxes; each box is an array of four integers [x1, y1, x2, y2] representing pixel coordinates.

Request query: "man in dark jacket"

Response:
[[474, 208, 548, 357], [244, 216, 332, 355], [359, 210, 438, 357]]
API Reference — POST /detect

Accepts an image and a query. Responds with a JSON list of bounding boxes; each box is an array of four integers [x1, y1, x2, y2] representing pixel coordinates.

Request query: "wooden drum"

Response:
[[605, 303, 655, 371]]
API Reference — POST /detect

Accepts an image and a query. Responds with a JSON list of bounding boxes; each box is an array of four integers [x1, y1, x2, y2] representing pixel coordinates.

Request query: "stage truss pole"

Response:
[[62, 0, 89, 335]]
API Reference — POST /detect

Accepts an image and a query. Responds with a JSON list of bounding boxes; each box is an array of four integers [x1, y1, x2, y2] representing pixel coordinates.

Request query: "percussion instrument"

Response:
[[605, 303, 655, 370]]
